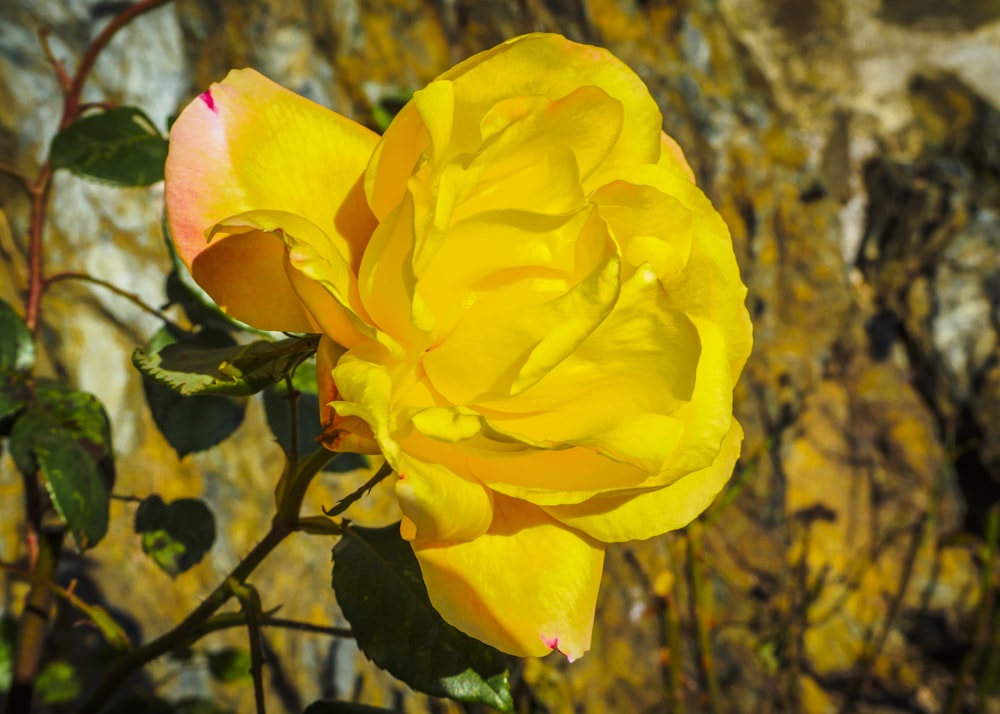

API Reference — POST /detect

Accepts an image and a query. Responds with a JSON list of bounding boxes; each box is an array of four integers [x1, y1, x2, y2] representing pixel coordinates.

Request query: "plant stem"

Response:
[[0, 557, 131, 649], [78, 449, 335, 714], [322, 460, 394, 518], [686, 525, 722, 714], [6, 528, 63, 713], [232, 583, 267, 714], [193, 613, 352, 640], [44, 271, 177, 324], [60, 0, 175, 124]]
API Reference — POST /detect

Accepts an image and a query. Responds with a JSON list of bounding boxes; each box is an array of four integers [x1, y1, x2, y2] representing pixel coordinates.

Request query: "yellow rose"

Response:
[[165, 33, 752, 660]]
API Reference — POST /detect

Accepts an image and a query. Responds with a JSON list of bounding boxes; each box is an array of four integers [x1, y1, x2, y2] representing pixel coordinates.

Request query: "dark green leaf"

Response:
[[332, 523, 512, 711], [50, 106, 168, 186], [0, 378, 31, 436], [263, 360, 367, 473], [9, 380, 113, 549], [143, 378, 244, 457], [135, 496, 216, 577], [304, 701, 400, 714], [134, 327, 319, 397], [137, 327, 244, 456], [0, 298, 34, 374], [36, 660, 80, 704], [206, 648, 251, 683]]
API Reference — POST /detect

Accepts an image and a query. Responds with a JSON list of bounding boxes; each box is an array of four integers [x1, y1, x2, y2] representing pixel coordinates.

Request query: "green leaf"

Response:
[[135, 496, 216, 577], [0, 298, 34, 374], [143, 378, 244, 457], [50, 106, 168, 186], [263, 359, 367, 474], [206, 647, 251, 683], [134, 327, 319, 397], [332, 524, 513, 711], [304, 701, 400, 714], [9, 381, 113, 549], [36, 660, 81, 705]]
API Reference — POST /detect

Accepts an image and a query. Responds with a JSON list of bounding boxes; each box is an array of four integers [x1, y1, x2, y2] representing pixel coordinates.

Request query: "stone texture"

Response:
[[2, 0, 1000, 712]]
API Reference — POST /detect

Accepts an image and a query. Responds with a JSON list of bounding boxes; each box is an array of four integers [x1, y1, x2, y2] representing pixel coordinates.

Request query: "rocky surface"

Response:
[[2, 0, 999, 712]]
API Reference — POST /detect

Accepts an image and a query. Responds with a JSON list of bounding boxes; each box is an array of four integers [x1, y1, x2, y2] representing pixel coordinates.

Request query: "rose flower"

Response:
[[165, 33, 752, 661]]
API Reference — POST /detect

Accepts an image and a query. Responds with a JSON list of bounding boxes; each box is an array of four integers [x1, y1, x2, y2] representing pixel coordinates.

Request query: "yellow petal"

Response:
[[659, 131, 696, 183], [591, 163, 753, 381], [411, 494, 604, 659], [185, 227, 317, 331], [477, 264, 705, 473], [395, 454, 494, 543], [209, 210, 374, 348], [591, 180, 694, 283], [422, 210, 618, 404], [165, 68, 378, 330], [543, 420, 743, 541], [465, 446, 650, 506], [438, 34, 662, 173], [357, 193, 432, 355]]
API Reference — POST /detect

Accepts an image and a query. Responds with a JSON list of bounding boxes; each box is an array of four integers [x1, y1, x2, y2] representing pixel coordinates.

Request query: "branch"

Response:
[[44, 270, 177, 324]]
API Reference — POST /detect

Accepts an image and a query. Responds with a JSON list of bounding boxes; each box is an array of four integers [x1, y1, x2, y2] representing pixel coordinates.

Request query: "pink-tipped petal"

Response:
[[411, 495, 604, 659], [166, 68, 379, 332]]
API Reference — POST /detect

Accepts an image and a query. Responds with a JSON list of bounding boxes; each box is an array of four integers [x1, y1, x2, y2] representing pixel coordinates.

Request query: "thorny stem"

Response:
[[5, 529, 63, 714], [12, 5, 176, 712], [75, 450, 394, 714], [232, 583, 268, 714], [10, 3, 176, 711]]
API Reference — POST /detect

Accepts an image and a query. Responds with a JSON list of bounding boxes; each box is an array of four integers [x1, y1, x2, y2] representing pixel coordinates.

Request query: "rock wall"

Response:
[[2, 0, 999, 712]]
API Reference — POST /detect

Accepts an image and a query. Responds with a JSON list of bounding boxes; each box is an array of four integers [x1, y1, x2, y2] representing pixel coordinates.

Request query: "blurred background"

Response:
[[2, 0, 1000, 712]]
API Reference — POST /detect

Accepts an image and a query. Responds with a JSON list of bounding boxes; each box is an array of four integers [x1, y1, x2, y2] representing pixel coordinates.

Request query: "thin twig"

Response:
[[945, 504, 1000, 714], [193, 613, 353, 640], [322, 460, 394, 519], [0, 163, 30, 193], [0, 557, 131, 649], [686, 525, 722, 714], [44, 270, 176, 324], [232, 583, 267, 714], [37, 27, 71, 92], [61, 0, 175, 124]]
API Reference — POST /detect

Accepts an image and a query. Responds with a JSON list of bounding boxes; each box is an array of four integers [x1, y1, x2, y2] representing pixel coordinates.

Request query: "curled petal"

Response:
[[412, 494, 604, 659], [396, 454, 494, 543], [659, 131, 696, 183], [165, 68, 378, 331], [543, 420, 743, 541]]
